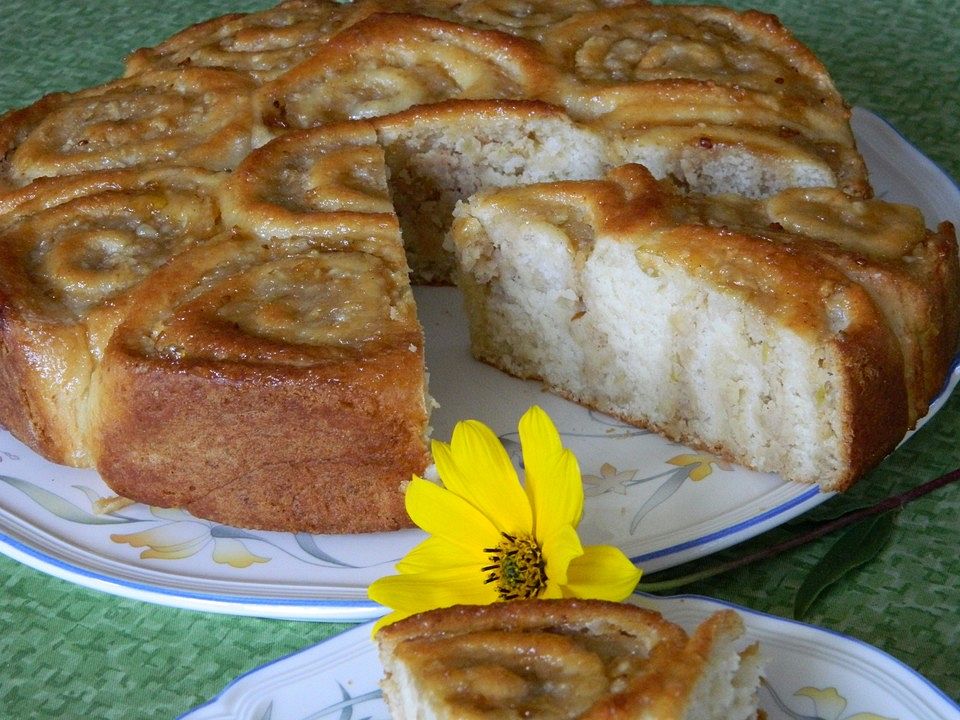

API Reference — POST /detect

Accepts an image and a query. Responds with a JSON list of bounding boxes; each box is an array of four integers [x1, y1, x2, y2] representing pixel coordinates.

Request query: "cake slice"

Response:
[[450, 164, 959, 491], [376, 599, 763, 720]]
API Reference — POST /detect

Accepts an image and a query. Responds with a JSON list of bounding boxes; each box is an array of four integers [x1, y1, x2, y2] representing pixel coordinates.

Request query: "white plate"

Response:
[[0, 108, 958, 621], [178, 593, 960, 720]]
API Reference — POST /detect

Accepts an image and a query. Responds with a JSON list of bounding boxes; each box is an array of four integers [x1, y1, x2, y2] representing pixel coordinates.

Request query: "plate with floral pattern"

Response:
[[0, 108, 958, 621], [179, 593, 960, 720]]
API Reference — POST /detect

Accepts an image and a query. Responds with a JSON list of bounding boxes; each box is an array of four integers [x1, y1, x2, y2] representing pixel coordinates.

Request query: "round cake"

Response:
[[0, 0, 956, 532]]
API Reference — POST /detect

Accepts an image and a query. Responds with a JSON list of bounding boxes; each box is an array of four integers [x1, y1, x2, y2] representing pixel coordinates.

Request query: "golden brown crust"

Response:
[[124, 0, 388, 83], [220, 120, 404, 261], [89, 232, 429, 533], [0, 166, 224, 466], [0, 92, 73, 194], [0, 68, 256, 191], [256, 12, 560, 131], [378, 598, 687, 648], [537, 2, 866, 197], [0, 312, 93, 465], [377, 599, 758, 720], [93, 342, 428, 533]]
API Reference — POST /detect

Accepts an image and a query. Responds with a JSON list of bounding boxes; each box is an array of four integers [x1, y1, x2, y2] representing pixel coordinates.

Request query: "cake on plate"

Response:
[[0, 0, 956, 531]]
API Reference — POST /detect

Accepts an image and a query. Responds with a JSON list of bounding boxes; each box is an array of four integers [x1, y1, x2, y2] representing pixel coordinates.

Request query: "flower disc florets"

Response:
[[483, 532, 547, 600]]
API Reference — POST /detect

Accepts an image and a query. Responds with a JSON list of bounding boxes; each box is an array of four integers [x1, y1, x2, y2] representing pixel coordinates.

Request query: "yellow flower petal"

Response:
[[396, 535, 488, 574], [368, 567, 498, 616], [539, 523, 584, 591], [536, 450, 584, 542], [562, 545, 641, 601], [367, 407, 644, 628], [433, 420, 532, 533], [518, 406, 563, 467], [405, 477, 501, 555], [519, 407, 583, 539]]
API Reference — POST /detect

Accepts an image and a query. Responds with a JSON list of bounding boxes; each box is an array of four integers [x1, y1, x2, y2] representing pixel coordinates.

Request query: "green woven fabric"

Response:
[[1, 1, 958, 717]]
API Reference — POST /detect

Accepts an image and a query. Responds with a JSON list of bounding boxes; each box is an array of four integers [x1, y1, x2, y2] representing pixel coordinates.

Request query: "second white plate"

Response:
[[179, 593, 960, 720]]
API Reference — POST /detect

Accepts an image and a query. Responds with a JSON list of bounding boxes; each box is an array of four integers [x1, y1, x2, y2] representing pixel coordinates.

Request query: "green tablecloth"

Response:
[[1, 1, 958, 716]]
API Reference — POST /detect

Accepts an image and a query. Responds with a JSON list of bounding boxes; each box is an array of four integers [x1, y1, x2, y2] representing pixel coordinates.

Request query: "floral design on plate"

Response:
[[766, 683, 895, 720], [0, 473, 380, 570]]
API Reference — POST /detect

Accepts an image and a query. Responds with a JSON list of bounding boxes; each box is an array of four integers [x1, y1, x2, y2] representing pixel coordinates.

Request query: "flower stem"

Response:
[[635, 466, 960, 593]]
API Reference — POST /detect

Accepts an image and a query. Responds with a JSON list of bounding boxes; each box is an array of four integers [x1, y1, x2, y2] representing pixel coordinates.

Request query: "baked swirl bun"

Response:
[[124, 0, 388, 83], [221, 121, 399, 235], [0, 167, 223, 466], [257, 13, 557, 131], [0, 0, 956, 533], [0, 68, 256, 192], [90, 229, 428, 533], [377, 599, 764, 720], [451, 165, 959, 490]]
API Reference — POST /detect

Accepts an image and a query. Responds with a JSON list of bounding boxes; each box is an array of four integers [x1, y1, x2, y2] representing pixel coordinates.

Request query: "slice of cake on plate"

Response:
[[376, 598, 764, 720]]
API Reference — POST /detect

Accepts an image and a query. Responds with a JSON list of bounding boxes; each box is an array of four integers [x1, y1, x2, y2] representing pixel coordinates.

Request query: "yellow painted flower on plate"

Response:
[[667, 453, 733, 481], [111, 508, 269, 568], [368, 406, 642, 633]]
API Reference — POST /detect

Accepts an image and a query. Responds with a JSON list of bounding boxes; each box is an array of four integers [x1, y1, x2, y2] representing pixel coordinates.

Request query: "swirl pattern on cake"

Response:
[[0, 69, 256, 192]]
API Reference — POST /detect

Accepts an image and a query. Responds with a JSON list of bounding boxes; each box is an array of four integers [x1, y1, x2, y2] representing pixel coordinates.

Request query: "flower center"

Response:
[[482, 532, 548, 600]]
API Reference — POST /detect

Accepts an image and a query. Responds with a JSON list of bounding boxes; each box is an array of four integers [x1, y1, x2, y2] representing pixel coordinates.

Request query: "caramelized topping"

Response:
[[212, 253, 398, 348], [766, 187, 925, 259]]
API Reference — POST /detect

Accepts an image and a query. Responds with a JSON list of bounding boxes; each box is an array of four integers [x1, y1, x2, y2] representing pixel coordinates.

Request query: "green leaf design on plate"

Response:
[[794, 509, 898, 619], [0, 474, 135, 525], [293, 533, 360, 568]]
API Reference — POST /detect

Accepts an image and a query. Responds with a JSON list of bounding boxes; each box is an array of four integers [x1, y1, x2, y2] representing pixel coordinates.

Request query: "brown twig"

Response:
[[635, 466, 960, 592]]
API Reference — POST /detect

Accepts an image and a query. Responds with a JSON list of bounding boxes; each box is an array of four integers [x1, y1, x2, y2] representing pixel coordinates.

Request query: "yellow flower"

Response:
[[368, 406, 641, 633]]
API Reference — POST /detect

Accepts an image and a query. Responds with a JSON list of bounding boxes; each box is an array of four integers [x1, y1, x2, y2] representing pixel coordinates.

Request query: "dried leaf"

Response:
[[793, 509, 898, 619]]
